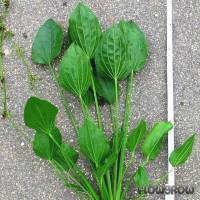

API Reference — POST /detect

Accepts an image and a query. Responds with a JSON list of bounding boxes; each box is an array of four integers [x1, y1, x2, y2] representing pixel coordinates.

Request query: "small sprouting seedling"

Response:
[[16, 3, 196, 200]]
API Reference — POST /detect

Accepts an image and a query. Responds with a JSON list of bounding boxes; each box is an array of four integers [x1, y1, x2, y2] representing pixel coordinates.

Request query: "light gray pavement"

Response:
[[173, 1, 200, 199], [0, 0, 199, 200]]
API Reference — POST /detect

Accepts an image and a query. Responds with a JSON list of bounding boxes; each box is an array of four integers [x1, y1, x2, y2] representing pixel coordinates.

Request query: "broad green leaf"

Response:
[[33, 127, 62, 160], [134, 166, 149, 188], [93, 73, 119, 104], [127, 120, 147, 152], [78, 118, 110, 167], [96, 153, 117, 178], [61, 143, 79, 167], [95, 25, 132, 80], [83, 89, 94, 106], [148, 137, 164, 160], [32, 18, 64, 65], [50, 127, 62, 145], [142, 122, 173, 160], [53, 148, 68, 170], [119, 20, 148, 72], [59, 44, 92, 96], [53, 143, 79, 171], [169, 134, 195, 167], [69, 3, 102, 58], [33, 132, 55, 160], [24, 96, 58, 133]]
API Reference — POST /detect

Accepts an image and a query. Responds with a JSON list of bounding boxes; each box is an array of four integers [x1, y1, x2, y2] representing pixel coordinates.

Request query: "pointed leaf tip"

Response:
[[169, 134, 195, 167], [142, 121, 173, 160], [69, 3, 102, 58]]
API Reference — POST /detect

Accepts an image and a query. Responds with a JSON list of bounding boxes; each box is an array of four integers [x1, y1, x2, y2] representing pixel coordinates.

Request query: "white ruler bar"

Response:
[[166, 0, 175, 200]]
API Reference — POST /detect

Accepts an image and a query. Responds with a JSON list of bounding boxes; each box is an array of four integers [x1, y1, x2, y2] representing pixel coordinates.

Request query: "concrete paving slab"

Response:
[[173, 1, 200, 199]]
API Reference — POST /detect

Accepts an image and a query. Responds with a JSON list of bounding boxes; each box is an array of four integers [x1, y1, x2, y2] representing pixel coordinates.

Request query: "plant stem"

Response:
[[106, 170, 113, 200], [121, 157, 149, 199], [151, 169, 173, 186], [79, 94, 90, 118], [121, 171, 136, 200], [13, 43, 39, 96], [141, 157, 149, 167], [91, 75, 111, 199], [122, 71, 135, 133], [49, 160, 84, 193], [135, 194, 145, 200], [91, 163, 110, 200], [114, 77, 120, 135], [49, 133, 99, 200], [0, 3, 14, 119], [109, 104, 115, 133], [133, 170, 173, 200], [0, 30, 9, 118], [8, 115, 32, 144], [2, 68, 8, 118], [124, 152, 135, 175], [113, 76, 120, 199], [9, 116, 93, 199], [116, 71, 135, 200], [48, 63, 79, 135], [51, 159, 93, 200], [91, 75, 102, 129]]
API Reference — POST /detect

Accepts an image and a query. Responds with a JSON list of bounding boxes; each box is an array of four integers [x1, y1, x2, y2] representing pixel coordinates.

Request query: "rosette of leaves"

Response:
[[21, 3, 196, 200]]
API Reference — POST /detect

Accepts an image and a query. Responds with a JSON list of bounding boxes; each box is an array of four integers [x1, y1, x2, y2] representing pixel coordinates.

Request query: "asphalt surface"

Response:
[[0, 0, 199, 200]]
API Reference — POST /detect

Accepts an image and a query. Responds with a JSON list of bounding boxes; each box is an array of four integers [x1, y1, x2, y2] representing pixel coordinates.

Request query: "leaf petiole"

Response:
[[79, 94, 90, 118], [106, 170, 113, 200], [151, 169, 174, 186], [116, 71, 135, 200], [121, 156, 150, 199], [8, 115, 83, 194], [49, 160, 84, 192], [48, 63, 79, 135], [113, 76, 120, 199], [124, 152, 135, 176], [109, 104, 115, 132], [48, 131, 99, 200], [91, 75, 102, 129]]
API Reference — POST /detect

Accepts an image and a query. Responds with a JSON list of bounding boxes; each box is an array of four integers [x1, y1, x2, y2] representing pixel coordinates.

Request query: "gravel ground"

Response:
[[0, 0, 199, 200]]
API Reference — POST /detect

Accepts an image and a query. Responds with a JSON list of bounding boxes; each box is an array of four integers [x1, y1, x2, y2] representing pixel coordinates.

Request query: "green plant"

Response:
[[13, 43, 39, 93], [0, 0, 13, 118], [18, 3, 195, 200]]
